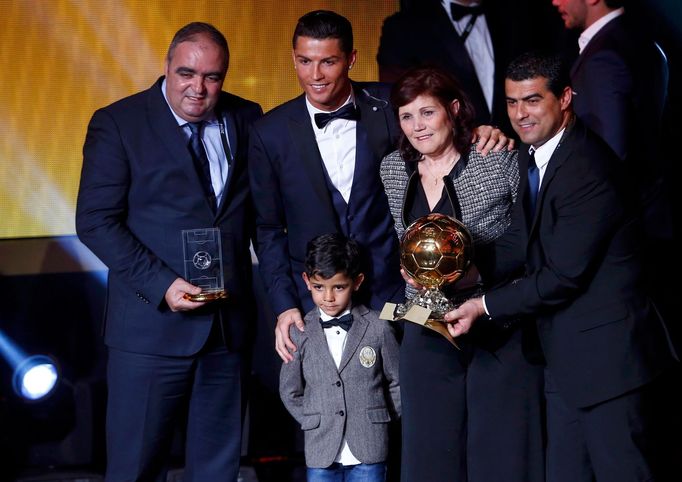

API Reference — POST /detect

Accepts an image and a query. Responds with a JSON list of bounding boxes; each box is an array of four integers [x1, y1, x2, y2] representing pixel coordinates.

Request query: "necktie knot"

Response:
[[450, 2, 484, 21], [187, 121, 203, 136], [320, 313, 353, 331], [314, 103, 359, 129]]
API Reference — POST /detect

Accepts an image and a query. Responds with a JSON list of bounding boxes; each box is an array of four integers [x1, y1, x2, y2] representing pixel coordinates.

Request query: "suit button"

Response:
[[338, 410, 344, 417], [335, 381, 341, 387]]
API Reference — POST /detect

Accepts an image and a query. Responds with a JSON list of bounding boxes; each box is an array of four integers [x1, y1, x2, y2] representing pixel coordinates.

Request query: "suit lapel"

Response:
[[354, 83, 391, 165], [287, 97, 337, 211], [147, 79, 215, 216], [527, 126, 575, 235], [338, 306, 370, 373], [571, 16, 622, 78], [428, 5, 486, 107], [216, 108, 239, 215], [306, 310, 341, 374]]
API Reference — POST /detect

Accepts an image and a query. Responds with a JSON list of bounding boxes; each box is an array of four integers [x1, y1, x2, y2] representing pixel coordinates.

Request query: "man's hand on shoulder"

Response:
[[164, 277, 206, 312], [276, 308, 305, 363], [473, 125, 515, 155]]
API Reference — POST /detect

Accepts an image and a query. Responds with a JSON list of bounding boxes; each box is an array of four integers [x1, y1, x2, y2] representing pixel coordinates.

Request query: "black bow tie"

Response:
[[314, 103, 359, 129], [450, 2, 484, 21], [320, 313, 353, 331]]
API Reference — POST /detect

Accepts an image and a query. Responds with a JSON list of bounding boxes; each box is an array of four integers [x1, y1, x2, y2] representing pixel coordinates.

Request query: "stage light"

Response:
[[0, 329, 60, 402], [13, 355, 59, 401]]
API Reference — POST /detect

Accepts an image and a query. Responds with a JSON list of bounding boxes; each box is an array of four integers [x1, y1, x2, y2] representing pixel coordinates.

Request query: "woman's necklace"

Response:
[[421, 154, 460, 186]]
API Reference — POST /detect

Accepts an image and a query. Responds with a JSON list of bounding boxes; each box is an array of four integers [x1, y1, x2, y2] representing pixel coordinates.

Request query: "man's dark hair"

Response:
[[167, 22, 229, 71], [505, 51, 570, 98], [292, 10, 354, 54], [304, 233, 362, 280], [605, 0, 626, 8]]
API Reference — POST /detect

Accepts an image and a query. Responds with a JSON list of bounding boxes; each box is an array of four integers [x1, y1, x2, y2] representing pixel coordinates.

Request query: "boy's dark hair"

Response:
[[292, 10, 354, 54], [505, 51, 570, 98], [304, 233, 362, 280], [167, 22, 229, 71]]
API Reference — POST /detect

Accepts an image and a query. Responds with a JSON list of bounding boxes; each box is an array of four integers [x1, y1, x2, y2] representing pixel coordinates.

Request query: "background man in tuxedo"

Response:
[[445, 51, 674, 482], [76, 22, 262, 481], [376, 0, 563, 131]]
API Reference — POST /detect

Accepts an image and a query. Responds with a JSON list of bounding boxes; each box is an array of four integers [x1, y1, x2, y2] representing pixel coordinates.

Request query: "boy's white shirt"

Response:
[[319, 307, 361, 466]]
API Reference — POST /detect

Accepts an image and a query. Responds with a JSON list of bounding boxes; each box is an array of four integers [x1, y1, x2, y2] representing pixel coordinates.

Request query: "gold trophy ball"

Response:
[[400, 213, 473, 289]]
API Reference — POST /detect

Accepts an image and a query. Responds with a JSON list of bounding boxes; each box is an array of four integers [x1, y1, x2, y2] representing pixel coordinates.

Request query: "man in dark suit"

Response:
[[553, 0, 678, 357], [248, 10, 406, 364], [377, 0, 545, 131], [445, 52, 674, 482], [76, 22, 262, 481]]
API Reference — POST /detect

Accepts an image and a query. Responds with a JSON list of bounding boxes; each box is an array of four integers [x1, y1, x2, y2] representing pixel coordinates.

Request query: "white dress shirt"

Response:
[[319, 307, 361, 466], [306, 96, 357, 204], [162, 79, 231, 206], [532, 127, 565, 188], [443, 0, 495, 114]]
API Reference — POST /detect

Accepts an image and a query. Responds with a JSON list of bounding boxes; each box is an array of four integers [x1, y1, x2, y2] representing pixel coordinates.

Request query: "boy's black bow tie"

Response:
[[320, 313, 353, 331], [314, 103, 359, 129], [450, 3, 484, 21]]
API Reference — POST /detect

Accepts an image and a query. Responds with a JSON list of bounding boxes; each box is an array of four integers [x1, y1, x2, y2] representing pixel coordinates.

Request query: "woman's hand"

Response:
[[401, 268, 424, 291]]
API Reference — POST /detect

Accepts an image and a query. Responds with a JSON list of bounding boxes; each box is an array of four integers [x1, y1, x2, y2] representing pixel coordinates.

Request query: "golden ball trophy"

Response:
[[381, 213, 473, 347]]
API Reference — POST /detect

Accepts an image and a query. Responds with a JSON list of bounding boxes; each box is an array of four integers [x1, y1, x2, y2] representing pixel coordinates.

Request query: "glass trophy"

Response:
[[182, 227, 227, 302]]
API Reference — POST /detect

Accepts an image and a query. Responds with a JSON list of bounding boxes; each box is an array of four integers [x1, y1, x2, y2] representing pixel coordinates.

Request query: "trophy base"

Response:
[[184, 290, 228, 302], [395, 288, 455, 320]]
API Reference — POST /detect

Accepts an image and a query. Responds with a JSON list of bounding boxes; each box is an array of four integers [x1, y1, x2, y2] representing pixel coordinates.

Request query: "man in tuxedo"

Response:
[[445, 52, 674, 482], [249, 10, 405, 364], [377, 0, 550, 131], [76, 22, 262, 481]]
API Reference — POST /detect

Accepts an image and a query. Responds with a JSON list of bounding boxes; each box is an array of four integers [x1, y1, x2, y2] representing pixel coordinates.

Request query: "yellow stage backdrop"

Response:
[[0, 0, 398, 239]]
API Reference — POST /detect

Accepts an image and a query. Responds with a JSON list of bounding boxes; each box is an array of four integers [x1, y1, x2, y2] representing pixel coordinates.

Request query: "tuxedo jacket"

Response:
[[485, 119, 672, 408], [377, 0, 533, 129], [248, 82, 405, 316], [76, 77, 263, 356], [279, 305, 400, 468], [571, 14, 670, 238]]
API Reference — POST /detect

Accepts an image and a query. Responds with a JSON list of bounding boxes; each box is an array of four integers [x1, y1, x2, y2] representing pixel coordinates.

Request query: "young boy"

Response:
[[279, 233, 401, 482]]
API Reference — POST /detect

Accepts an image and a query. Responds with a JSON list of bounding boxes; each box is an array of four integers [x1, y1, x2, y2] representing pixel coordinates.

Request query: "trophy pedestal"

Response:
[[394, 288, 454, 321], [381, 297, 459, 349], [184, 289, 228, 302]]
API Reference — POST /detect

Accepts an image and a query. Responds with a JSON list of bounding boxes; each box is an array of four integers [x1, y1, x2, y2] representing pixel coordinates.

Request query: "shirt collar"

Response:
[[578, 8, 624, 53], [532, 127, 565, 170]]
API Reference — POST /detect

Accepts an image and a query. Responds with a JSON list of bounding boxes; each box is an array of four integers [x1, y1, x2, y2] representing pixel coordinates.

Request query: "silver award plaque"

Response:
[[182, 227, 227, 302]]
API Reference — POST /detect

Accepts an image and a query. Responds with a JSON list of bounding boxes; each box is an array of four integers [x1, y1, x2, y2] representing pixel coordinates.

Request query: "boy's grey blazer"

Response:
[[279, 305, 401, 468]]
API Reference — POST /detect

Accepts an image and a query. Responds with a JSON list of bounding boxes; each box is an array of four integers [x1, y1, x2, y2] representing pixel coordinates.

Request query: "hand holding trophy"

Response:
[[381, 213, 473, 347], [182, 228, 228, 302]]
